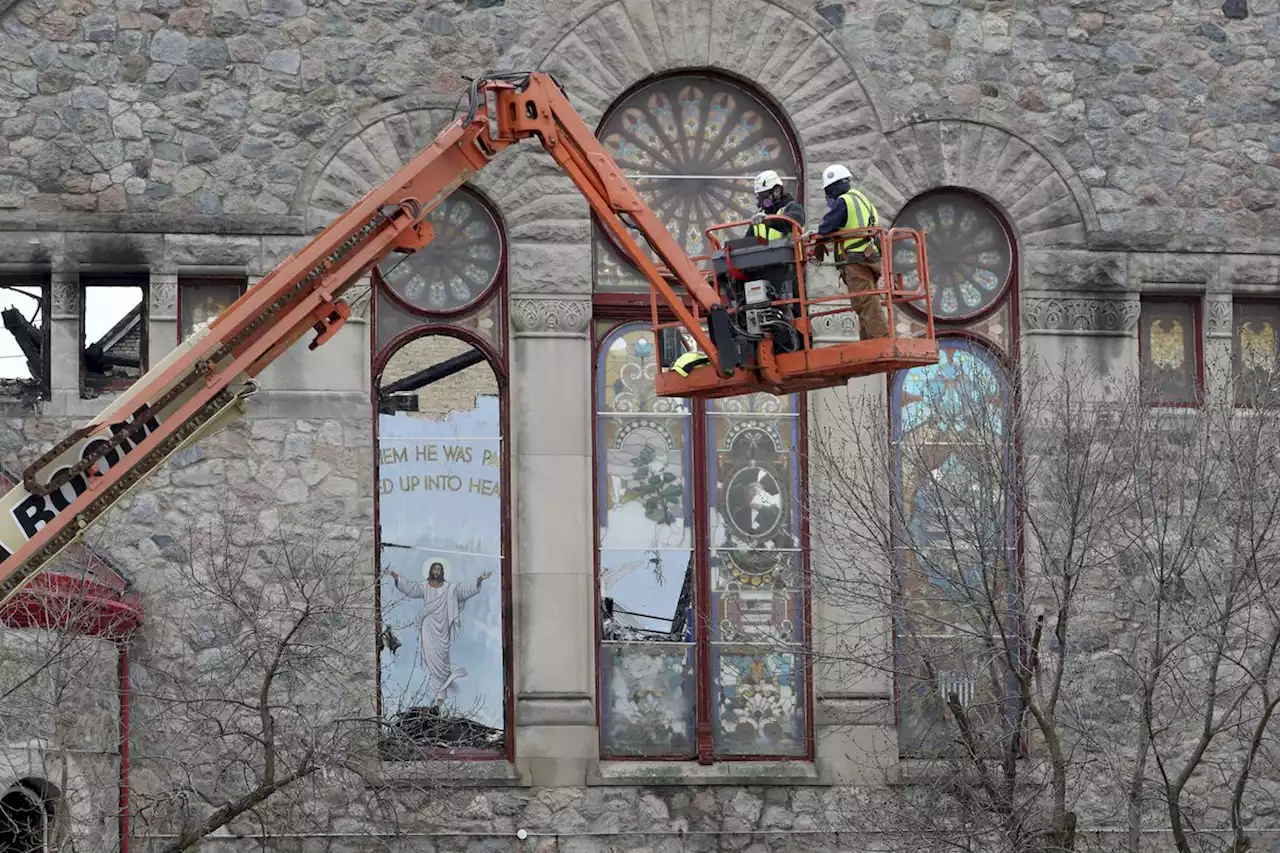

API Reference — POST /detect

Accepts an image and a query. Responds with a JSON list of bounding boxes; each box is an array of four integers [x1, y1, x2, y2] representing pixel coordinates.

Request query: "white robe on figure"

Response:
[[394, 573, 483, 705]]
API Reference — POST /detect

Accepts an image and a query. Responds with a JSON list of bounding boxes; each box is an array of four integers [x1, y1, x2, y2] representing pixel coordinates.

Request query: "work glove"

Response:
[[751, 211, 765, 225]]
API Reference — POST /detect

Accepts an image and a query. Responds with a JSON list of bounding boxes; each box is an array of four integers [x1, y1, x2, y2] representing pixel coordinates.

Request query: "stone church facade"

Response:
[[0, 0, 1278, 850]]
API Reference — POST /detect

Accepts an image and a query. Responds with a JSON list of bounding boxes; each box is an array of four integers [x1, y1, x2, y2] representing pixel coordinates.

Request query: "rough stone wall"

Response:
[[0, 0, 1267, 251], [0, 0, 1277, 850], [0, 411, 373, 850], [0, 626, 121, 853]]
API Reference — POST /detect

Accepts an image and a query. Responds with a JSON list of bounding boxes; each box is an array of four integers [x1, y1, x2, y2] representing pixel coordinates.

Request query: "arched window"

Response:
[[372, 185, 512, 760], [592, 72, 801, 294], [888, 190, 1020, 758], [590, 72, 811, 762], [0, 779, 54, 853]]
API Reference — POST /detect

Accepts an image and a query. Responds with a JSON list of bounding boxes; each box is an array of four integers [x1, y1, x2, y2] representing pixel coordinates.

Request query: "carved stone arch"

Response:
[[513, 0, 889, 218], [293, 93, 582, 294], [292, 93, 537, 235], [0, 740, 94, 848], [866, 118, 1097, 249]]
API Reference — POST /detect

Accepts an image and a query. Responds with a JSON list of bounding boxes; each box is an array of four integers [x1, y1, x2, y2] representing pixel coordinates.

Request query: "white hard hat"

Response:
[[754, 169, 783, 193], [822, 164, 852, 188]]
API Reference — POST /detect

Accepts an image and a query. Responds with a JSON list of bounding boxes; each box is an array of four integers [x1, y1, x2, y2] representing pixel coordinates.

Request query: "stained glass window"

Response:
[[1139, 296, 1202, 406], [590, 72, 809, 762], [889, 190, 1020, 759], [892, 191, 1013, 322], [372, 186, 505, 359], [596, 322, 696, 757], [376, 187, 504, 314], [892, 338, 1015, 756], [594, 321, 808, 759], [1232, 300, 1280, 407], [593, 74, 801, 292], [707, 394, 806, 756]]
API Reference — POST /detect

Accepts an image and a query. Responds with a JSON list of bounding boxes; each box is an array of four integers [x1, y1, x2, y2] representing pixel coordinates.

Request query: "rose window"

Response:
[[377, 188, 503, 314], [596, 74, 800, 267], [892, 191, 1013, 321]]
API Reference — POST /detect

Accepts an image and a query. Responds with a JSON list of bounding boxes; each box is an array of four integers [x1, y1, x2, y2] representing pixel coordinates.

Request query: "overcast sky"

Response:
[[0, 285, 140, 381]]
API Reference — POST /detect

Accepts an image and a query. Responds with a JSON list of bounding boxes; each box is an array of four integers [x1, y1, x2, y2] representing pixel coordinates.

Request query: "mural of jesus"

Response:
[[387, 558, 492, 708]]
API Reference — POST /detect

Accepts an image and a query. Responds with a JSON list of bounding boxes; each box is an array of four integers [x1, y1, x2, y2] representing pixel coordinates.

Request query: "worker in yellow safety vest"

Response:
[[748, 169, 805, 340], [671, 171, 808, 377], [746, 169, 805, 241], [813, 164, 889, 339]]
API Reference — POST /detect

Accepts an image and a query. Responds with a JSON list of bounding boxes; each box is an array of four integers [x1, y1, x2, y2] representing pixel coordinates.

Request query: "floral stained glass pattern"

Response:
[[1232, 300, 1280, 406], [715, 650, 804, 755], [594, 75, 799, 291], [892, 338, 1014, 756], [597, 323, 697, 756], [377, 188, 503, 314], [1139, 298, 1200, 405], [894, 301, 1011, 354], [892, 192, 1013, 321], [600, 645, 696, 757], [707, 392, 805, 756]]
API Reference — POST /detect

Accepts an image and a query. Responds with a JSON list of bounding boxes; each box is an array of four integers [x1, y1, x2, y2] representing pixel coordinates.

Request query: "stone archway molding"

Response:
[[514, 0, 888, 212], [867, 113, 1098, 249], [0, 739, 95, 849], [292, 91, 588, 294], [517, 0, 887, 131]]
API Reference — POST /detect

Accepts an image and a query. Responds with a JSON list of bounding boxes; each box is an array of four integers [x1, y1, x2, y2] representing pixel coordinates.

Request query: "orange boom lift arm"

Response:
[[0, 71, 937, 607]]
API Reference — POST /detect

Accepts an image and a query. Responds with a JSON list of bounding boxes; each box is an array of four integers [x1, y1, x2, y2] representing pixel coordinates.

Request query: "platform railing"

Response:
[[644, 220, 936, 373]]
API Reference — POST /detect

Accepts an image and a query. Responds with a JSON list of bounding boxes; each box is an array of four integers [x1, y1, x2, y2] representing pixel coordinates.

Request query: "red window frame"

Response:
[[1229, 297, 1279, 409], [369, 186, 515, 763], [590, 289, 815, 764], [885, 189, 1025, 759], [1138, 293, 1204, 408]]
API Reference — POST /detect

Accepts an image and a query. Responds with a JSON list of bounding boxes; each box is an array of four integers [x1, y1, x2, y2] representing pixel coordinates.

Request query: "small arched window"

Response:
[[0, 779, 54, 853], [888, 190, 1020, 758], [371, 185, 512, 761]]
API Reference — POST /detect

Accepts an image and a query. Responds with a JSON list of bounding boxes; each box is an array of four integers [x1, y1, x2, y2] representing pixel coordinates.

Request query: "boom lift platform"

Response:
[[0, 71, 938, 609]]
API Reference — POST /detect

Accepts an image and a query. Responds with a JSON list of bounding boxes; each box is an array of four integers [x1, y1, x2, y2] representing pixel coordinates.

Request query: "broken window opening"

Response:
[[0, 272, 50, 398], [375, 334, 509, 758], [80, 274, 148, 397]]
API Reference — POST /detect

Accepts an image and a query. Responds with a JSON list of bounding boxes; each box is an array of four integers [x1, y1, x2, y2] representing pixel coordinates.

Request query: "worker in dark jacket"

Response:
[[748, 169, 805, 341], [672, 171, 807, 376], [747, 169, 805, 240], [814, 163, 889, 339]]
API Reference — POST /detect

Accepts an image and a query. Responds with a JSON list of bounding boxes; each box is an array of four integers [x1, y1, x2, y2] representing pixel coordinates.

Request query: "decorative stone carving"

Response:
[[532, 0, 881, 223], [1022, 297, 1140, 333], [510, 297, 591, 336], [534, 0, 879, 143], [150, 277, 178, 317], [1206, 297, 1233, 337], [50, 277, 79, 317], [811, 313, 859, 342]]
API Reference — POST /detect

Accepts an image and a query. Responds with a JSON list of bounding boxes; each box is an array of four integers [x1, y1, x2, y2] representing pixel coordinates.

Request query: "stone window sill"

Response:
[[587, 759, 830, 787], [367, 759, 530, 789]]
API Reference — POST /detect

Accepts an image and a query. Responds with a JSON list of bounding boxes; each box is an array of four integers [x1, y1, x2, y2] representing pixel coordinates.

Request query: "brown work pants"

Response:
[[839, 257, 890, 339]]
